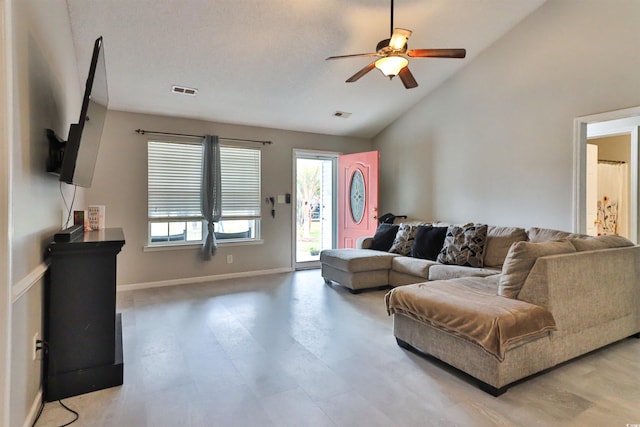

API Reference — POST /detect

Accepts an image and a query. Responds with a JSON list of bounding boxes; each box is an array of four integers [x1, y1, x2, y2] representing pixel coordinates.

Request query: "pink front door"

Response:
[[338, 151, 379, 248]]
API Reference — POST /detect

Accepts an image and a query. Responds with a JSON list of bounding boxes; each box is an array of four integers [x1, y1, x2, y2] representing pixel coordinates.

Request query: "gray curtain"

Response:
[[200, 135, 222, 260]]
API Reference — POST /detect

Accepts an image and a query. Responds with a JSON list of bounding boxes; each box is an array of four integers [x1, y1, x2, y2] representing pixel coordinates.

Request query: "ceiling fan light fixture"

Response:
[[375, 56, 408, 78], [389, 28, 412, 50], [388, 36, 406, 51]]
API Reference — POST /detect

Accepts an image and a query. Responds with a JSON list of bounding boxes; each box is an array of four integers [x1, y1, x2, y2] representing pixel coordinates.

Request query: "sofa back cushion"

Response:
[[393, 218, 433, 226], [411, 225, 448, 260], [437, 224, 488, 268], [569, 234, 634, 251], [499, 240, 576, 298], [483, 226, 528, 268], [370, 223, 400, 251], [527, 227, 588, 242]]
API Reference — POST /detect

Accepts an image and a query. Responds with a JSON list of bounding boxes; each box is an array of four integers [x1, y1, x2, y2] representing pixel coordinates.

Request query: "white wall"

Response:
[[7, 0, 82, 425], [85, 110, 372, 286], [1, 1, 12, 423], [373, 0, 640, 230]]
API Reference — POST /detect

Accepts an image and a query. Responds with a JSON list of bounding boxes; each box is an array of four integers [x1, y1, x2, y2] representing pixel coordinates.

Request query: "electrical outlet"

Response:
[[32, 332, 40, 361], [226, 254, 233, 264]]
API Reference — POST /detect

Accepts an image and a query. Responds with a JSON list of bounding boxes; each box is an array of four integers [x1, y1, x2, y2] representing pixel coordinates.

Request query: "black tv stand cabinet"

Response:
[[44, 228, 125, 401]]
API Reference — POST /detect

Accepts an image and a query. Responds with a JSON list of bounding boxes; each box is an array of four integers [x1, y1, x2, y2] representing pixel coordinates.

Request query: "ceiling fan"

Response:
[[326, 0, 466, 89]]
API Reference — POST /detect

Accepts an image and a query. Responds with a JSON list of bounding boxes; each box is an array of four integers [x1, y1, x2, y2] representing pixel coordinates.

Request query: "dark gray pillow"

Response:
[[370, 224, 400, 252], [411, 226, 448, 260]]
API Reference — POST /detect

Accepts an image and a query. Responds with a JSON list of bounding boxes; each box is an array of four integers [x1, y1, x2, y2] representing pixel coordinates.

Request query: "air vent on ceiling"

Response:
[[333, 111, 352, 118], [171, 85, 198, 96]]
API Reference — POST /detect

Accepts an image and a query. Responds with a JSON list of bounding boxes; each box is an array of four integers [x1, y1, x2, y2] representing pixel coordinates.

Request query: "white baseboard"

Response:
[[22, 389, 42, 427], [12, 261, 49, 303], [117, 267, 295, 292]]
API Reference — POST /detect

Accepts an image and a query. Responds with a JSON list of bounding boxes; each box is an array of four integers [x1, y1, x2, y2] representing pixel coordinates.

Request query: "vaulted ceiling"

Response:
[[66, 0, 546, 139]]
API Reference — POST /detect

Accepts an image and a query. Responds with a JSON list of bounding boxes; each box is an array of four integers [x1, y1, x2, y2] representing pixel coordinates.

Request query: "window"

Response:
[[147, 140, 261, 246]]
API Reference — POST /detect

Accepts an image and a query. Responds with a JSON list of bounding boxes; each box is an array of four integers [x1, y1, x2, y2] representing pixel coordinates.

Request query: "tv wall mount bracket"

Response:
[[46, 128, 66, 176]]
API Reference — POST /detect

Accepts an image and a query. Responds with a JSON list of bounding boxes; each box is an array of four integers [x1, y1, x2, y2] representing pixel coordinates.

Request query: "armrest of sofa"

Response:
[[356, 236, 373, 249], [517, 246, 640, 335]]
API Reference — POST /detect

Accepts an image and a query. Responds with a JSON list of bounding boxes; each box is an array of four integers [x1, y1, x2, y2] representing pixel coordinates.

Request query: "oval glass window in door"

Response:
[[350, 169, 366, 223]]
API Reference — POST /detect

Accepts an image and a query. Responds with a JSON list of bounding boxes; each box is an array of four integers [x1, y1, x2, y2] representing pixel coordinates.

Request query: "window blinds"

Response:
[[148, 141, 201, 219], [220, 146, 262, 218], [148, 141, 262, 220]]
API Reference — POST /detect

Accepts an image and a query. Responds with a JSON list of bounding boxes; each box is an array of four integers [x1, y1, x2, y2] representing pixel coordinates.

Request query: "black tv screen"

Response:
[[59, 36, 108, 187]]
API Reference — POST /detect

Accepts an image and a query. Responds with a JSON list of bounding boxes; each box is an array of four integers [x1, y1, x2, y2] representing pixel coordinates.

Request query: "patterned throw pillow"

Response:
[[437, 224, 488, 267], [389, 224, 420, 256]]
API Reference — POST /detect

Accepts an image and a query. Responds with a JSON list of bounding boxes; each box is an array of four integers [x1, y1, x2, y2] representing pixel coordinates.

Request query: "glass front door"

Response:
[[295, 153, 336, 268]]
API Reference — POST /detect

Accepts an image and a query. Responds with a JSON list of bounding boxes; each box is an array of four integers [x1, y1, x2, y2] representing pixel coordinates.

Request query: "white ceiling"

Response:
[[66, 0, 546, 139]]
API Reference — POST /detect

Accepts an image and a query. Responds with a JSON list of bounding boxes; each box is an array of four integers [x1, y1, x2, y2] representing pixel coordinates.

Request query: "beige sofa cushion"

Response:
[[391, 257, 437, 279], [319, 249, 398, 272], [570, 235, 634, 251], [428, 264, 500, 281], [527, 227, 587, 242], [483, 226, 528, 268], [499, 240, 576, 298], [393, 218, 435, 226]]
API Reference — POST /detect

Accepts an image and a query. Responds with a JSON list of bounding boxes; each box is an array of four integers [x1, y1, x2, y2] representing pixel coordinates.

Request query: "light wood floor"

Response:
[[36, 270, 640, 426]]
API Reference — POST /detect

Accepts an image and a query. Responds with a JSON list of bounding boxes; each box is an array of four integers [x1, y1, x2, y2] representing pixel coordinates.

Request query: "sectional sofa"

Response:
[[320, 222, 640, 395], [321, 223, 534, 291]]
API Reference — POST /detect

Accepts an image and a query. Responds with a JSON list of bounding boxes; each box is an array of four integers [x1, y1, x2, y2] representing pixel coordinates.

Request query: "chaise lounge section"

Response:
[[320, 248, 399, 292], [386, 240, 640, 394]]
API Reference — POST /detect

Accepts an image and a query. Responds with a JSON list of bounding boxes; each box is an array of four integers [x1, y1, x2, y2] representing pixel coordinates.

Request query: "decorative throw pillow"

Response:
[[389, 224, 420, 256], [411, 226, 448, 261], [437, 224, 488, 267], [498, 239, 576, 298], [370, 223, 400, 252]]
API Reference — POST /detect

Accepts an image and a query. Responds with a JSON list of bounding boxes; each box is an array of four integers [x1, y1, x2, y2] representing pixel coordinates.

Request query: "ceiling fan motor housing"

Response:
[[376, 38, 407, 54]]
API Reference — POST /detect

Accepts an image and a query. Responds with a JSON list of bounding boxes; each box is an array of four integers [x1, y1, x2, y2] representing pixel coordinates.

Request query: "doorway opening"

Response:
[[293, 150, 338, 269], [574, 106, 640, 243], [586, 134, 632, 238]]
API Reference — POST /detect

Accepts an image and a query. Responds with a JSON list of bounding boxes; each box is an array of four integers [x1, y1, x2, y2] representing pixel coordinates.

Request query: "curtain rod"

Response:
[[135, 129, 272, 145], [598, 159, 626, 165]]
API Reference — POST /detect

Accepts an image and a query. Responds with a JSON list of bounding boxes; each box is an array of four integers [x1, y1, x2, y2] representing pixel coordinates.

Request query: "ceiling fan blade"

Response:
[[398, 66, 418, 89], [389, 28, 412, 50], [326, 53, 379, 60], [406, 49, 467, 58], [346, 62, 377, 83]]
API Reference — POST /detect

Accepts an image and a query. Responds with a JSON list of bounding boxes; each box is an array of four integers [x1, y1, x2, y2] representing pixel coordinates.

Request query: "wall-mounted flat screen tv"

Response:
[[47, 36, 108, 188]]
